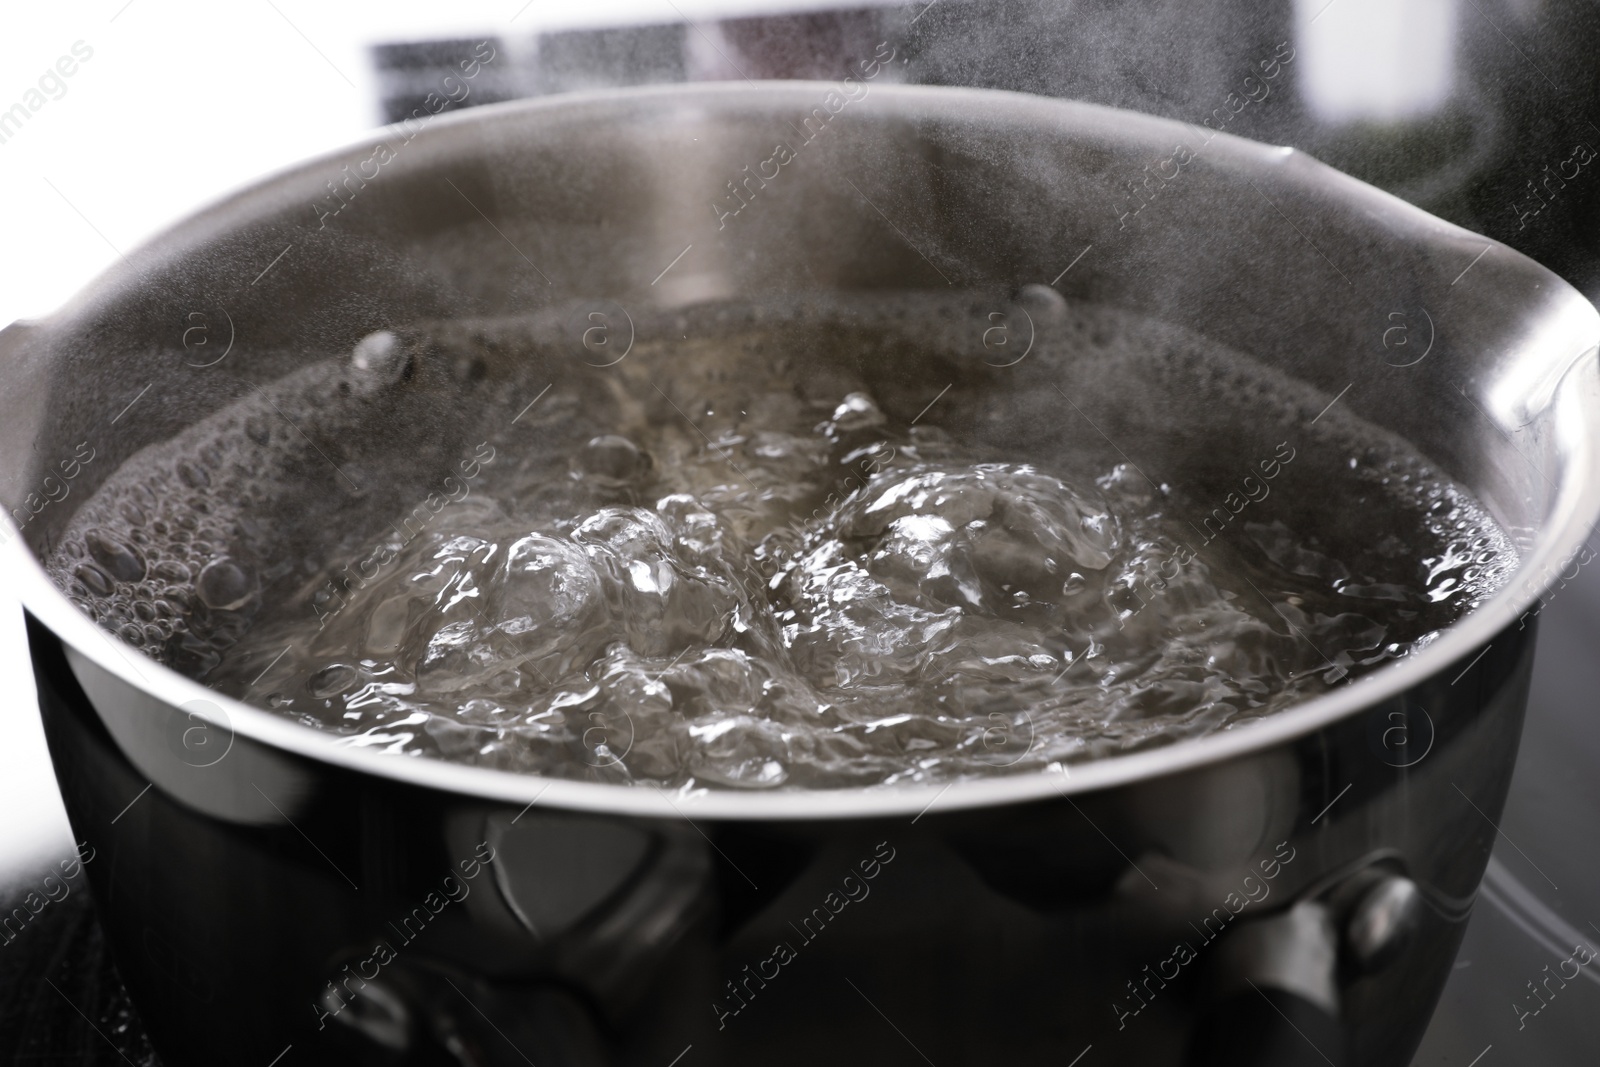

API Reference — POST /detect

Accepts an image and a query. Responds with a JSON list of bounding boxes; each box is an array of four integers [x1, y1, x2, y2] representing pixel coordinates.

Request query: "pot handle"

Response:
[[1185, 868, 1425, 1066], [1184, 898, 1349, 1066]]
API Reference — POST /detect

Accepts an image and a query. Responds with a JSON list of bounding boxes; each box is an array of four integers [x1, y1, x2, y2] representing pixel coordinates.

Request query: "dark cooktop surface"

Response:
[[0, 889, 157, 1066]]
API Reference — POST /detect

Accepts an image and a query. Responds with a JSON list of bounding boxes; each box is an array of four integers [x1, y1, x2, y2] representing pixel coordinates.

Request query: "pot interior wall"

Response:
[[4, 85, 1593, 607]]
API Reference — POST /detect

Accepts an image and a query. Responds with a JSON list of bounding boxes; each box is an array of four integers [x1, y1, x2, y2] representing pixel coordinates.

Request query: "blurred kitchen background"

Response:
[[3, 0, 1600, 1062]]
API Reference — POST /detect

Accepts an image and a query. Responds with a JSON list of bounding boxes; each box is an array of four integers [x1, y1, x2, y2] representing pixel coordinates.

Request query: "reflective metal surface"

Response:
[[3, 84, 1599, 1065]]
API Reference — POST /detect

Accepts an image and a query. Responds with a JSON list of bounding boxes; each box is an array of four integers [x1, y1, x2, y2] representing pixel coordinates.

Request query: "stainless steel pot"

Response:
[[4, 84, 1598, 1067]]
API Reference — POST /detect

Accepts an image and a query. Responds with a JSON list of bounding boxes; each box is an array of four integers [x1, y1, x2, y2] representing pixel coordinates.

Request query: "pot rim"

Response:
[[8, 82, 1600, 821]]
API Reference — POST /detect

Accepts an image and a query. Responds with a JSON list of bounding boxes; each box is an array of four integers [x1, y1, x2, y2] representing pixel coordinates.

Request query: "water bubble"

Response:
[[153, 560, 191, 583], [85, 529, 147, 582], [177, 461, 210, 489], [245, 415, 272, 446], [74, 563, 113, 597], [40, 293, 1515, 789], [365, 595, 413, 655], [573, 435, 652, 488], [1015, 282, 1067, 322], [309, 663, 359, 699], [196, 558, 254, 611], [830, 392, 886, 433], [350, 330, 413, 383]]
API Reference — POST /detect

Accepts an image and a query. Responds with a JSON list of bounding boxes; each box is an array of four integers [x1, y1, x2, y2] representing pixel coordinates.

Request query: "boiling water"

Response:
[[44, 293, 1516, 789]]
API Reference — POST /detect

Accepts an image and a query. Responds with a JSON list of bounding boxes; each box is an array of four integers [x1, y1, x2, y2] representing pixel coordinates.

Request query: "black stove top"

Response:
[[0, 890, 156, 1066]]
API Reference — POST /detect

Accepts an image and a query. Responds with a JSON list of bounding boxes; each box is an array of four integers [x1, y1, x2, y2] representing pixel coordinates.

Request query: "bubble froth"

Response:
[[45, 293, 1518, 789]]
